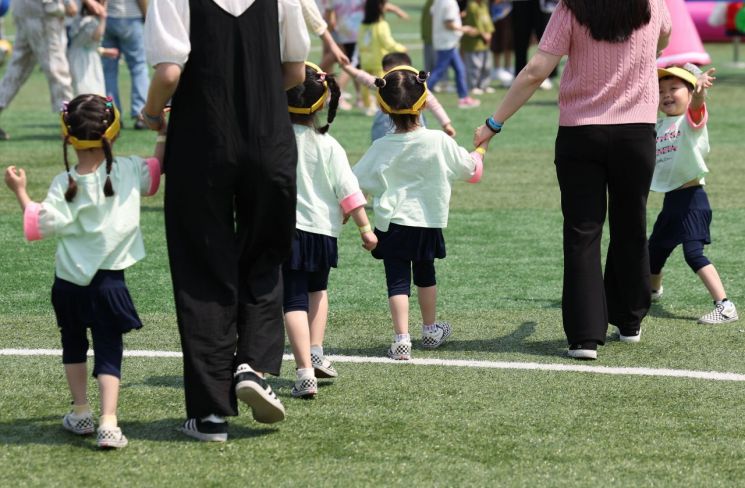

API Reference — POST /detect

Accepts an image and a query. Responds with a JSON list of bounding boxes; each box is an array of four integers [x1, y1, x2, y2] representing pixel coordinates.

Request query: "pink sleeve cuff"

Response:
[[24, 202, 43, 241], [467, 152, 484, 184], [144, 157, 161, 196], [340, 191, 367, 213], [686, 104, 707, 130]]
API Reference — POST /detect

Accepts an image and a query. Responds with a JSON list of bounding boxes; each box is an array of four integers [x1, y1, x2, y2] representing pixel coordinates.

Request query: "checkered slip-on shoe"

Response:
[[96, 426, 128, 449], [421, 322, 452, 350], [291, 376, 318, 399], [179, 418, 228, 442], [699, 300, 739, 324], [62, 411, 95, 435], [234, 364, 286, 424], [311, 352, 338, 378], [387, 340, 412, 360]]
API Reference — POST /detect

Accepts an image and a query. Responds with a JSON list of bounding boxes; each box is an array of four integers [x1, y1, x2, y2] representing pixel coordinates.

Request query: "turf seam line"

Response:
[[2, 348, 744, 382]]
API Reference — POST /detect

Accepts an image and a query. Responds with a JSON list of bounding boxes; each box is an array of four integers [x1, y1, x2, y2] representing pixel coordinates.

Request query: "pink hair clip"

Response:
[[317, 72, 327, 82]]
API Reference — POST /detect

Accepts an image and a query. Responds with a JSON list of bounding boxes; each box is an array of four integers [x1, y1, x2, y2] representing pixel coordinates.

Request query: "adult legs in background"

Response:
[[102, 17, 149, 119]]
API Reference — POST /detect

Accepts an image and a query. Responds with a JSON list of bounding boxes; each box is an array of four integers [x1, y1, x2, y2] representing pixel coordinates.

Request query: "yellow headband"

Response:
[[288, 61, 329, 115], [376, 65, 428, 115], [61, 102, 121, 150]]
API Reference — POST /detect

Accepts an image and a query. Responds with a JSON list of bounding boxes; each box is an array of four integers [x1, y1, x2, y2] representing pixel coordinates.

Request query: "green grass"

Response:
[[2, 6, 745, 486]]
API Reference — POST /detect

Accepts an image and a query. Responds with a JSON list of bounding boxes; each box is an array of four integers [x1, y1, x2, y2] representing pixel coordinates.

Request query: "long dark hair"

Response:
[[563, 0, 651, 43], [286, 65, 341, 134], [362, 0, 386, 24], [61, 94, 116, 202]]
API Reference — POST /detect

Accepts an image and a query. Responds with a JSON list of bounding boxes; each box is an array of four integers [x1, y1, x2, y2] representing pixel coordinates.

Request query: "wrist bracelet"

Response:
[[475, 147, 486, 155], [141, 110, 163, 124], [485, 116, 503, 134], [358, 224, 372, 234], [156, 135, 166, 143]]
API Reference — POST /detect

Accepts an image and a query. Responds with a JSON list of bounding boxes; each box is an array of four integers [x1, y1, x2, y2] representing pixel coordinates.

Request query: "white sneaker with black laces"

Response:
[[62, 411, 95, 435], [611, 326, 641, 343], [179, 417, 228, 442], [234, 363, 286, 423], [651, 286, 664, 301], [387, 340, 412, 360], [421, 322, 452, 350], [311, 351, 338, 378], [567, 343, 597, 360], [698, 300, 739, 324], [97, 426, 128, 449]]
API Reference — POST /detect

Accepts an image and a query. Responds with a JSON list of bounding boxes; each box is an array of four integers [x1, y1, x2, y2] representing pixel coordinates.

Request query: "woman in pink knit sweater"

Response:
[[474, 0, 671, 360]]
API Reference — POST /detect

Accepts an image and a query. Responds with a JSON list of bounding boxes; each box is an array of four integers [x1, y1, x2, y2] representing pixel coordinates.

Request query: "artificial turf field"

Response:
[[1, 6, 744, 487]]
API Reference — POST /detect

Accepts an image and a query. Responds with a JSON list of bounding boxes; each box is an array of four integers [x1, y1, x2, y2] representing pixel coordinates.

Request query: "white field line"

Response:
[[2, 348, 745, 382]]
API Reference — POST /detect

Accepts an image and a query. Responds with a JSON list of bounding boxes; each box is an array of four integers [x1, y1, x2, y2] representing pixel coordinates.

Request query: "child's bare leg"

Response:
[[650, 273, 663, 291], [64, 363, 88, 407], [98, 374, 120, 419], [389, 295, 409, 336], [697, 264, 726, 301], [418, 285, 437, 325], [308, 290, 328, 348], [285, 311, 312, 369]]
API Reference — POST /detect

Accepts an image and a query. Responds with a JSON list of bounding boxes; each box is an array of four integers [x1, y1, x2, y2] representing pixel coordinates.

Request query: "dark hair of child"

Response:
[[61, 94, 117, 202], [286, 65, 341, 134], [381, 52, 411, 71], [374, 69, 429, 133], [362, 0, 387, 24], [659, 75, 694, 92]]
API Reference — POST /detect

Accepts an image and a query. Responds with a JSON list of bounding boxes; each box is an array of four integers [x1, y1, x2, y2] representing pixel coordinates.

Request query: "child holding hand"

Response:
[[353, 66, 486, 360], [4, 94, 165, 448], [285, 62, 377, 398], [646, 64, 737, 328]]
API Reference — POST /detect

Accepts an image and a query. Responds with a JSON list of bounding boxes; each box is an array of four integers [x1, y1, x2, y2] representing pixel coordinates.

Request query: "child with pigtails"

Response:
[[4, 94, 166, 448], [284, 62, 377, 398], [352, 66, 487, 360]]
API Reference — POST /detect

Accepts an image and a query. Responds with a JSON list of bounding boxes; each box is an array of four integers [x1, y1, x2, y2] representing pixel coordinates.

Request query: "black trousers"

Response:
[[511, 0, 557, 79], [554, 124, 656, 344]]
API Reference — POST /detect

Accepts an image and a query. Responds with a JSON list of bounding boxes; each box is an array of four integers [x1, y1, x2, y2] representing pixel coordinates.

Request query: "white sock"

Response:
[[422, 324, 437, 333], [201, 414, 226, 423], [395, 333, 411, 343], [310, 345, 324, 357], [296, 367, 315, 380]]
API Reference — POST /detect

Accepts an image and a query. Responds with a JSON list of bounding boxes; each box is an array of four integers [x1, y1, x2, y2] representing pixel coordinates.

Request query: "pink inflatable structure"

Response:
[[659, 0, 712, 67]]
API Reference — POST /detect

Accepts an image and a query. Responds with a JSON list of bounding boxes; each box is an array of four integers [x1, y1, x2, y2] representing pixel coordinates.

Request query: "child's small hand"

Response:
[[443, 123, 456, 137], [4, 166, 27, 193], [696, 68, 716, 95], [361, 231, 377, 252]]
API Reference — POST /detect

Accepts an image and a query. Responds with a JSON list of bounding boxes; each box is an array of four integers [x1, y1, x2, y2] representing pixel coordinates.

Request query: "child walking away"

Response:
[[67, 0, 119, 96], [647, 64, 738, 330], [428, 0, 481, 108], [341, 51, 456, 142], [285, 62, 377, 397], [4, 94, 165, 448], [353, 66, 486, 360]]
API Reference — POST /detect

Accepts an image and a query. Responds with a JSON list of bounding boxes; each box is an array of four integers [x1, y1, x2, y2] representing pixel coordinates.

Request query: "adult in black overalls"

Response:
[[142, 0, 309, 442]]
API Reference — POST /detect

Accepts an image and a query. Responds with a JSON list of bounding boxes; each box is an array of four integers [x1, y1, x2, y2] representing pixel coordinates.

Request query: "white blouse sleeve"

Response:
[[279, 0, 311, 63], [145, 0, 191, 68], [299, 0, 328, 36]]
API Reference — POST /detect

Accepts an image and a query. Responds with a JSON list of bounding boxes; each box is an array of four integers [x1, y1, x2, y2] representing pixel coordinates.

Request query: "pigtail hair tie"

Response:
[[416, 71, 429, 84], [374, 78, 386, 88]]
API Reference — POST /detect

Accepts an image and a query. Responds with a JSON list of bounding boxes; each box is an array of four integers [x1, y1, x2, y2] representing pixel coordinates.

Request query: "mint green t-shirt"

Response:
[[652, 107, 709, 193], [352, 127, 478, 232], [294, 125, 365, 238], [30, 155, 159, 286]]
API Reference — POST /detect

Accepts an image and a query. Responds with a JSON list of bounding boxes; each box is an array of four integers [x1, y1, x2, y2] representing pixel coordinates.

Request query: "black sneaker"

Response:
[[234, 364, 286, 424], [179, 418, 228, 442], [567, 342, 597, 360], [0, 126, 9, 140]]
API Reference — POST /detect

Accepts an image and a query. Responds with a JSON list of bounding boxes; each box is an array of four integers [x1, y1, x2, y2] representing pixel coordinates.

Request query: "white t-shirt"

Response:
[[651, 106, 710, 193], [144, 0, 310, 67], [431, 0, 462, 50]]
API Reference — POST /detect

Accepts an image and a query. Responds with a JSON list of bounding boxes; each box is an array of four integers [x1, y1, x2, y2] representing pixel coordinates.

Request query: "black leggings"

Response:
[[282, 267, 331, 313], [383, 258, 436, 297], [649, 240, 711, 274]]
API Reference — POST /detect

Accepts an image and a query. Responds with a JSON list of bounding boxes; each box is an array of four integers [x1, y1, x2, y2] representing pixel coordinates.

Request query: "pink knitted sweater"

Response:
[[539, 0, 671, 126]]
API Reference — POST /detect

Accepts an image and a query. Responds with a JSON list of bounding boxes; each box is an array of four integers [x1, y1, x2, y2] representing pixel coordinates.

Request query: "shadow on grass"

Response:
[[647, 303, 698, 321], [329, 322, 568, 359], [141, 375, 183, 388]]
